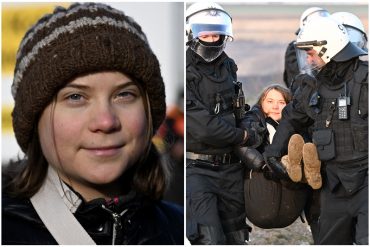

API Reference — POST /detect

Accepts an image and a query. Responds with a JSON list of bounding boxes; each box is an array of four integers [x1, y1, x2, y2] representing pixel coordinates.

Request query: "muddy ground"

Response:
[[246, 218, 314, 245]]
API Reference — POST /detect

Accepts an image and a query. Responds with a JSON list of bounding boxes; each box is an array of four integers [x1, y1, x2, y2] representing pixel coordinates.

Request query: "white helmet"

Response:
[[331, 12, 368, 50], [295, 17, 366, 75], [299, 7, 330, 30], [186, 2, 233, 62], [186, 2, 233, 41]]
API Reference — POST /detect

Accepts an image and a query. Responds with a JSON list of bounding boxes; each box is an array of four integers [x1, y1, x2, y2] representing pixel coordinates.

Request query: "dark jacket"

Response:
[[266, 58, 368, 194], [243, 104, 309, 228], [2, 195, 184, 245], [2, 189, 183, 245], [186, 49, 244, 154], [242, 104, 297, 183]]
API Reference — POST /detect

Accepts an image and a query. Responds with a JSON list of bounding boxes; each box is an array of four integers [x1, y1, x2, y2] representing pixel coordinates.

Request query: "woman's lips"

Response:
[[84, 145, 123, 157]]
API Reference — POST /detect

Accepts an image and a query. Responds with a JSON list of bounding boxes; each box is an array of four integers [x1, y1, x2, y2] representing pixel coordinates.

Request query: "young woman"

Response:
[[243, 84, 292, 155], [242, 84, 310, 229], [2, 3, 183, 245]]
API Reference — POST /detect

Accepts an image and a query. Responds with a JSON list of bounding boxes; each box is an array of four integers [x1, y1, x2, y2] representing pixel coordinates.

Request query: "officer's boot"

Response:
[[225, 229, 249, 245], [193, 224, 226, 245], [285, 134, 304, 182], [302, 143, 322, 189]]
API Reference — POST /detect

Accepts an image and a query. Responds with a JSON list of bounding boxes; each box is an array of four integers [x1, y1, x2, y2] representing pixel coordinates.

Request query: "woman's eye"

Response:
[[67, 93, 83, 101], [116, 91, 137, 101], [63, 93, 87, 106]]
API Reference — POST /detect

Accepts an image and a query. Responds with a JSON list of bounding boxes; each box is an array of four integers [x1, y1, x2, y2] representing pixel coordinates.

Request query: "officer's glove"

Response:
[[265, 156, 289, 180], [292, 73, 317, 92], [240, 122, 266, 148], [251, 122, 266, 134], [234, 146, 264, 171]]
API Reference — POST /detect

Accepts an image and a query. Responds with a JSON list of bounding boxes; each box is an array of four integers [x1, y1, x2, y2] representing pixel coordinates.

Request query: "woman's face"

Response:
[[38, 71, 148, 199], [261, 89, 287, 122]]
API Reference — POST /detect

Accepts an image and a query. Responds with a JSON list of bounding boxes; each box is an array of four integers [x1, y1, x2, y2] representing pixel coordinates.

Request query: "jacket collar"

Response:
[[47, 166, 82, 213]]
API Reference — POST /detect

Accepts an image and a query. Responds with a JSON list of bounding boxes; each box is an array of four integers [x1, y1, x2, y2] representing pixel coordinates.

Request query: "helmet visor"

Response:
[[191, 23, 232, 39], [295, 47, 325, 77], [188, 10, 233, 40]]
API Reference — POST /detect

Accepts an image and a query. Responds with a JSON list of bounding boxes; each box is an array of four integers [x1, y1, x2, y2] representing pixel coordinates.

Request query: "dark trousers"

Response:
[[318, 178, 368, 244], [186, 159, 249, 244], [304, 189, 321, 243]]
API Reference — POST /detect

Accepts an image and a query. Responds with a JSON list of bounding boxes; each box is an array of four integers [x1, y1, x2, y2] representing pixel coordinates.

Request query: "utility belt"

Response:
[[186, 152, 240, 165]]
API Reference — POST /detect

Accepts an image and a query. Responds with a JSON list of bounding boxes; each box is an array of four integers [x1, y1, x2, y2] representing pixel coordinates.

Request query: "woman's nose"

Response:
[[272, 102, 279, 109], [89, 103, 121, 133]]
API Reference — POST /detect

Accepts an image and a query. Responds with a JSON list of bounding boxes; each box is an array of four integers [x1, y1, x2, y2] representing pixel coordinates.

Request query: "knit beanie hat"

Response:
[[12, 3, 166, 153]]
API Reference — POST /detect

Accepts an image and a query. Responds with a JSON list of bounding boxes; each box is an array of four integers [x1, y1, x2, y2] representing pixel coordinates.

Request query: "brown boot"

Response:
[[286, 134, 304, 182], [281, 155, 289, 169], [303, 143, 322, 189]]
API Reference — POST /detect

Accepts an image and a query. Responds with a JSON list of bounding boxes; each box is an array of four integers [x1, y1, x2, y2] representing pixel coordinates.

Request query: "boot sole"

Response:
[[303, 143, 322, 189], [287, 134, 304, 182]]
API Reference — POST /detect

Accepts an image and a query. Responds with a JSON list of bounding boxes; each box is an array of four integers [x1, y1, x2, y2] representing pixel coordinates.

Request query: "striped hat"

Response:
[[12, 3, 166, 153]]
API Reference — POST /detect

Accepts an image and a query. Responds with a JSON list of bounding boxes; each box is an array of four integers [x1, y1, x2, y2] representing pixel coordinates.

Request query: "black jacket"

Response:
[[266, 58, 368, 194], [266, 58, 368, 157], [186, 49, 244, 154], [2, 192, 184, 245]]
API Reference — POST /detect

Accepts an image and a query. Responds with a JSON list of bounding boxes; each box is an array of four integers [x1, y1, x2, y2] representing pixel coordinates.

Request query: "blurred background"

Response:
[[1, 2, 184, 205]]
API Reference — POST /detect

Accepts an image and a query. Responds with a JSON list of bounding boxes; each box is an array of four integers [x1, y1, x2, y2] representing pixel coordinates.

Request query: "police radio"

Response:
[[233, 81, 249, 121], [337, 82, 350, 120], [338, 96, 350, 120]]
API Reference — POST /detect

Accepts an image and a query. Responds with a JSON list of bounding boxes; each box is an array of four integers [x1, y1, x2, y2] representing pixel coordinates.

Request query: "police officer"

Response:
[[332, 11, 368, 52], [265, 16, 368, 244], [283, 7, 330, 92], [282, 7, 330, 243], [186, 2, 251, 244]]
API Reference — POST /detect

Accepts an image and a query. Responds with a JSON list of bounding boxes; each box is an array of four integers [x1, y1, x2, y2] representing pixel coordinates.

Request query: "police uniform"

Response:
[[186, 48, 250, 244], [266, 57, 368, 244], [283, 40, 321, 243]]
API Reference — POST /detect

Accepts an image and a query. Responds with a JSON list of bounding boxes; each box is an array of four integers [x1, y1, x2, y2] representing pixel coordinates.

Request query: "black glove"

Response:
[[240, 123, 266, 148], [261, 164, 279, 181], [291, 73, 317, 93], [234, 146, 264, 171], [265, 156, 289, 180]]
